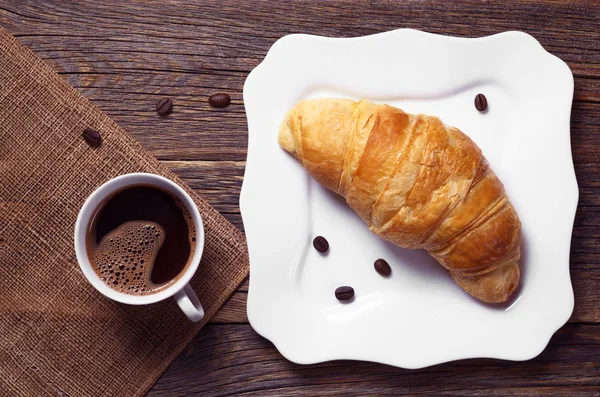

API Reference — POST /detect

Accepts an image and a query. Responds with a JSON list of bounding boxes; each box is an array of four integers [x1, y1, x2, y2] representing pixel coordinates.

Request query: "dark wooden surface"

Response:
[[1, 1, 599, 395]]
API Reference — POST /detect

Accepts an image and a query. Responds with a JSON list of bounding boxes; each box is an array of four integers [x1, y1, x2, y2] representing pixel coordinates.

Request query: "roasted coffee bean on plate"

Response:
[[208, 93, 231, 108], [474, 93, 488, 112], [313, 236, 329, 253], [82, 128, 102, 148], [335, 286, 354, 301], [374, 258, 391, 277], [156, 98, 173, 116]]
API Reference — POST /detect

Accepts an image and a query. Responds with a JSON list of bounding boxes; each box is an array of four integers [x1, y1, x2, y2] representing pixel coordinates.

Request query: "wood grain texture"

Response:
[[1, 0, 599, 395], [147, 323, 600, 397], [209, 291, 248, 324]]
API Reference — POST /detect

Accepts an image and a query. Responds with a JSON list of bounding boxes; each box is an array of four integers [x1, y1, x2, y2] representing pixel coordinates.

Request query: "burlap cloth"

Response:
[[0, 27, 249, 396]]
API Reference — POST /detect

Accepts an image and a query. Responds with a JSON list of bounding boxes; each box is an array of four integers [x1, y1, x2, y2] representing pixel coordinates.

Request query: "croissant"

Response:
[[278, 98, 521, 303]]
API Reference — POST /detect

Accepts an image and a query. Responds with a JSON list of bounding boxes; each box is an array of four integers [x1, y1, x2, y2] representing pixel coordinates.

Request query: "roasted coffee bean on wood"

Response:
[[335, 286, 354, 301], [156, 98, 173, 116], [82, 128, 102, 148], [208, 93, 231, 108]]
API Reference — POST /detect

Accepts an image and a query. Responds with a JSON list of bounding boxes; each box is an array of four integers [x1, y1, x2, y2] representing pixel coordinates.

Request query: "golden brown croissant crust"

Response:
[[279, 98, 521, 303]]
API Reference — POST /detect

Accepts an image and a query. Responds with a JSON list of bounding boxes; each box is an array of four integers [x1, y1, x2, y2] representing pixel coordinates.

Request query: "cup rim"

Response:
[[74, 173, 205, 305]]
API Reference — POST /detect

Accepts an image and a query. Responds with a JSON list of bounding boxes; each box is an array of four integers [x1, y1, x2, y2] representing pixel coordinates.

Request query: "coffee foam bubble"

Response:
[[92, 221, 165, 295]]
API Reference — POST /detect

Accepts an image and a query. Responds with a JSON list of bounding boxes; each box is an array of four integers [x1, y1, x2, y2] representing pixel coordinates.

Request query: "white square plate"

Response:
[[241, 29, 577, 368]]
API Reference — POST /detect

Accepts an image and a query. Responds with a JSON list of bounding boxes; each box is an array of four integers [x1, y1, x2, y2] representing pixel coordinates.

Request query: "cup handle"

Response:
[[174, 284, 204, 322]]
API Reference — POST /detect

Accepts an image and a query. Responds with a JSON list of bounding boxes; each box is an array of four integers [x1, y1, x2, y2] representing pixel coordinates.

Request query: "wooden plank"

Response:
[[163, 160, 245, 194], [0, 1, 598, 163], [572, 103, 600, 165], [2, 1, 599, 77], [147, 323, 600, 396], [210, 291, 248, 324], [237, 278, 249, 292], [576, 77, 600, 103]]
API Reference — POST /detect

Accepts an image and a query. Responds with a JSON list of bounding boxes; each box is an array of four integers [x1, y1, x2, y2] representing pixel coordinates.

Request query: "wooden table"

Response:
[[2, 1, 599, 395]]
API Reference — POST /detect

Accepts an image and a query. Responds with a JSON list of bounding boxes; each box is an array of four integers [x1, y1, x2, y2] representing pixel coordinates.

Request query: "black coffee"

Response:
[[86, 184, 196, 295]]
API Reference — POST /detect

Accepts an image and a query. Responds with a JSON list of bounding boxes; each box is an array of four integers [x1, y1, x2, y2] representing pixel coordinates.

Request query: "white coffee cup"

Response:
[[74, 173, 205, 322]]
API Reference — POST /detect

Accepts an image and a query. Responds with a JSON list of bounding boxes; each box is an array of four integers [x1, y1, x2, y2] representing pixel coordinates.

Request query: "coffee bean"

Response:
[[313, 236, 329, 253], [335, 286, 354, 301], [474, 93, 488, 111], [82, 128, 102, 148], [156, 98, 173, 116], [374, 258, 391, 277], [208, 93, 231, 108]]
